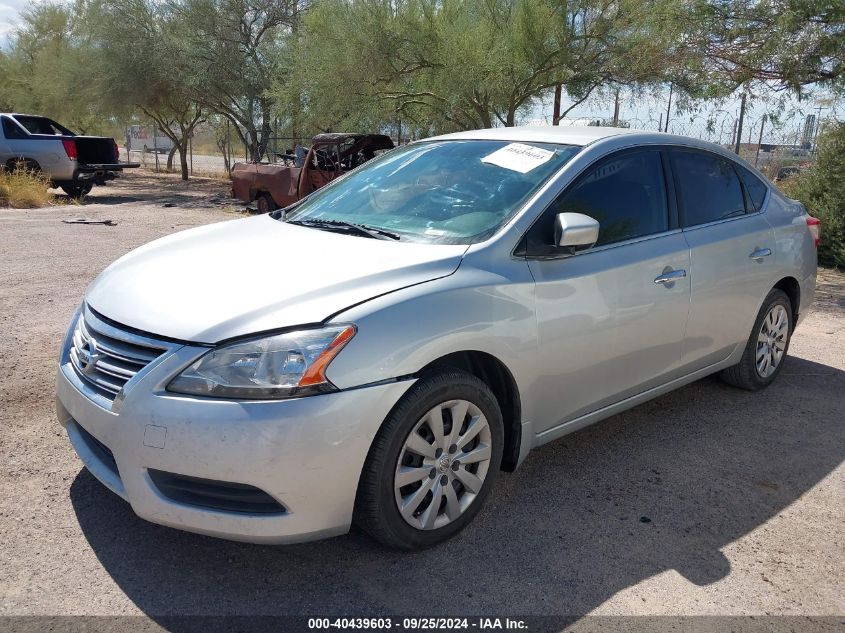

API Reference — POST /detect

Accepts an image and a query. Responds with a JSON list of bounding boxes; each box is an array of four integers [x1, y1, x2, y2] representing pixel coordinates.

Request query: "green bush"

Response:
[[778, 122, 845, 269]]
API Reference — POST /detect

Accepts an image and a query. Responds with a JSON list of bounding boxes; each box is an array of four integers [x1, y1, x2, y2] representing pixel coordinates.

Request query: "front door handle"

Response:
[[654, 269, 687, 285], [749, 248, 772, 260]]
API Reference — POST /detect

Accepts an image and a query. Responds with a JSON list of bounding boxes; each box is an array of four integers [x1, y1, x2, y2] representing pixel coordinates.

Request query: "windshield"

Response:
[[283, 139, 580, 244]]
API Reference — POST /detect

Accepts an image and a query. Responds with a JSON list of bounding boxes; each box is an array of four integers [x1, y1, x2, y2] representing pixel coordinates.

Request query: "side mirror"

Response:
[[555, 212, 599, 251]]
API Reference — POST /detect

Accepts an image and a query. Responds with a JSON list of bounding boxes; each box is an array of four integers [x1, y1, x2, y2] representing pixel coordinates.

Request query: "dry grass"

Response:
[[0, 167, 54, 208]]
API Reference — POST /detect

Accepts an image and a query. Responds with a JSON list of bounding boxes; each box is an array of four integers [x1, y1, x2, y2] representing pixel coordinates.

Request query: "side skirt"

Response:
[[532, 356, 738, 449]]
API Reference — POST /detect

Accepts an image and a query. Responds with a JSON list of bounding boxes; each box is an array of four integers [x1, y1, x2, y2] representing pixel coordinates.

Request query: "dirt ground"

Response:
[[1, 172, 843, 626]]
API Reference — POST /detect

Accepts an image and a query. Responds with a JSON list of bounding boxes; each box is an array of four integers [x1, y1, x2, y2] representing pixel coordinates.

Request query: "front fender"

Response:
[[325, 261, 539, 416]]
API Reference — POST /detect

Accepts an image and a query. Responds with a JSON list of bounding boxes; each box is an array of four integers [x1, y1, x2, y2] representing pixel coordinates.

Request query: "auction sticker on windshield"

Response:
[[481, 142, 555, 173]]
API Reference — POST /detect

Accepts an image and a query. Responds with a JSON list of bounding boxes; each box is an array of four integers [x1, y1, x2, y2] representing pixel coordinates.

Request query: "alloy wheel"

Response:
[[393, 399, 492, 531], [756, 304, 789, 378]]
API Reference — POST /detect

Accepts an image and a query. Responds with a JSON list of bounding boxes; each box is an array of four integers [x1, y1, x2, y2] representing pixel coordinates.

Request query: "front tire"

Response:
[[720, 289, 793, 391], [354, 370, 504, 550]]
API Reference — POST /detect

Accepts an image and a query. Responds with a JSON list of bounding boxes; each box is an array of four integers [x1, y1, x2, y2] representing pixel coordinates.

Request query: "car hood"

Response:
[[85, 215, 467, 343]]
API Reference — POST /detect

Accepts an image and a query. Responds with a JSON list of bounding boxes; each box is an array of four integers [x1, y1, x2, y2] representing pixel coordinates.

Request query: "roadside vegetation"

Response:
[[0, 0, 841, 180], [0, 166, 54, 209], [779, 123, 845, 269]]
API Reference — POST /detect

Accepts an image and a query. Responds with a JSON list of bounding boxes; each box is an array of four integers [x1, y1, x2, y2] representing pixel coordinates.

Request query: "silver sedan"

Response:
[[56, 126, 819, 549]]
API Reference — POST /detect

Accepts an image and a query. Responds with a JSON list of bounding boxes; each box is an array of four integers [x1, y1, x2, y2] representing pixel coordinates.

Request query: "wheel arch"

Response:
[[773, 276, 800, 325], [416, 350, 522, 472], [5, 157, 41, 172]]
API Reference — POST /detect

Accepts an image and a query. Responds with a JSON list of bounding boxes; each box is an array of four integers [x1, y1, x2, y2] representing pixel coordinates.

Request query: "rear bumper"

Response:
[[50, 163, 140, 186], [73, 162, 140, 182], [77, 162, 140, 173]]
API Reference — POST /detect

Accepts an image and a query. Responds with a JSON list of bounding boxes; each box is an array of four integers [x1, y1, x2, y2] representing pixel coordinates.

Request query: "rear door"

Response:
[[525, 148, 692, 431], [670, 148, 775, 372]]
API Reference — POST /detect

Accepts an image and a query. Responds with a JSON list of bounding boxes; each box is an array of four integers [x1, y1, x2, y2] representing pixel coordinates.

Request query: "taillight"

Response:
[[62, 139, 78, 161], [112, 139, 120, 163], [806, 216, 821, 248]]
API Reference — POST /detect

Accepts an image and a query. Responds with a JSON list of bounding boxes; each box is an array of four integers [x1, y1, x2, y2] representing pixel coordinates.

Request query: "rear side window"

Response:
[[672, 150, 746, 226], [12, 115, 73, 136], [737, 165, 769, 211], [552, 150, 669, 246], [2, 116, 26, 139]]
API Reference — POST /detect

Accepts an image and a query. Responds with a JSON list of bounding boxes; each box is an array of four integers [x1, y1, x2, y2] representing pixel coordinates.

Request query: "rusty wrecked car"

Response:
[[231, 133, 395, 213]]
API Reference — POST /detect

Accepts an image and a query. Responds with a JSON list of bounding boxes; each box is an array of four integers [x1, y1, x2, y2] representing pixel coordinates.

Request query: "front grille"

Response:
[[68, 309, 167, 401]]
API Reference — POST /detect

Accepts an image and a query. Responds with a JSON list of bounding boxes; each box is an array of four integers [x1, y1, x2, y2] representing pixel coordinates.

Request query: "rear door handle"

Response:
[[749, 248, 772, 260], [654, 269, 687, 284]]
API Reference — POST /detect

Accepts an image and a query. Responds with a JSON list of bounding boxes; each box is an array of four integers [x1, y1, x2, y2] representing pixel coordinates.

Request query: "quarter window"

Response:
[[737, 165, 769, 212], [551, 150, 669, 247], [672, 150, 746, 226]]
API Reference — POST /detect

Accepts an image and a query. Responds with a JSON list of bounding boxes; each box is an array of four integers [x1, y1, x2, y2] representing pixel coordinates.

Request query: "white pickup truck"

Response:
[[0, 113, 139, 197]]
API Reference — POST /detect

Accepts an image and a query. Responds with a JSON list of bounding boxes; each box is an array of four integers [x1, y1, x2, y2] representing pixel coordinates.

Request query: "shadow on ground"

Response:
[[50, 192, 145, 206], [70, 357, 845, 625]]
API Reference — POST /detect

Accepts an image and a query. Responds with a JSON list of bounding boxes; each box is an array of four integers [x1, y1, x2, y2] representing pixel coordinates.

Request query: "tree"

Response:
[[176, 0, 304, 161], [85, 0, 204, 180], [283, 0, 679, 133], [668, 0, 845, 97], [3, 3, 107, 134], [780, 122, 845, 268], [0, 51, 13, 111]]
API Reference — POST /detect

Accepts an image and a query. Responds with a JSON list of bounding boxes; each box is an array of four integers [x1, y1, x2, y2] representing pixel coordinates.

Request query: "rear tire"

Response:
[[61, 183, 93, 198], [720, 289, 793, 391], [6, 158, 40, 174], [255, 192, 276, 214], [354, 370, 504, 550]]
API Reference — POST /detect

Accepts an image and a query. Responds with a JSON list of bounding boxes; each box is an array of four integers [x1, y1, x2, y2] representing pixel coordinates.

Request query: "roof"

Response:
[[426, 125, 656, 147], [422, 124, 769, 181]]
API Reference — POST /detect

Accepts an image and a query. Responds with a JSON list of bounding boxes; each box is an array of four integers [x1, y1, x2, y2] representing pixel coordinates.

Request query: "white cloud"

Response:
[[0, 0, 43, 44]]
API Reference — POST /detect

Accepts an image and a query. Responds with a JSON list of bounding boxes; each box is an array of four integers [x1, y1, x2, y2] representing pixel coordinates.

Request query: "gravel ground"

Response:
[[0, 172, 843, 626]]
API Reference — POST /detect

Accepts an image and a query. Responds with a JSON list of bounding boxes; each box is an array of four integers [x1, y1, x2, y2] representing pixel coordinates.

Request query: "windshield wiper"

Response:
[[287, 218, 400, 241]]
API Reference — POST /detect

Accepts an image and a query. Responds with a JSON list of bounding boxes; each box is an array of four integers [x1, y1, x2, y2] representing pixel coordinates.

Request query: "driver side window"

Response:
[[555, 150, 669, 247], [522, 149, 670, 256]]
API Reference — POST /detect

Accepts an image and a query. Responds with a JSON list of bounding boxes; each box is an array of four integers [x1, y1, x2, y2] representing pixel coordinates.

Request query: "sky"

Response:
[[0, 0, 28, 43]]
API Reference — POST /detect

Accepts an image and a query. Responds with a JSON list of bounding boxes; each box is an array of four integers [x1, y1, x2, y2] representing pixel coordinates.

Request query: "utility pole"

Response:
[[152, 121, 159, 172], [664, 83, 673, 133], [552, 84, 562, 125], [734, 92, 746, 155], [612, 88, 620, 127], [755, 115, 766, 167], [812, 106, 829, 153], [226, 119, 231, 173]]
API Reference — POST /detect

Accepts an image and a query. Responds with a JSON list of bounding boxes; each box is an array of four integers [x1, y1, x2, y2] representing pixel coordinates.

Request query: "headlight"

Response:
[[167, 325, 356, 399]]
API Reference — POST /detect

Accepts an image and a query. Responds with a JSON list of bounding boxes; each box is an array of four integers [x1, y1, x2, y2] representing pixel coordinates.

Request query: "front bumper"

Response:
[[56, 331, 413, 544]]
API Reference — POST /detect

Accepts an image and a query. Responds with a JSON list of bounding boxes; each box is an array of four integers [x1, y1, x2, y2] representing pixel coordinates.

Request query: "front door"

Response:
[[524, 149, 692, 432]]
